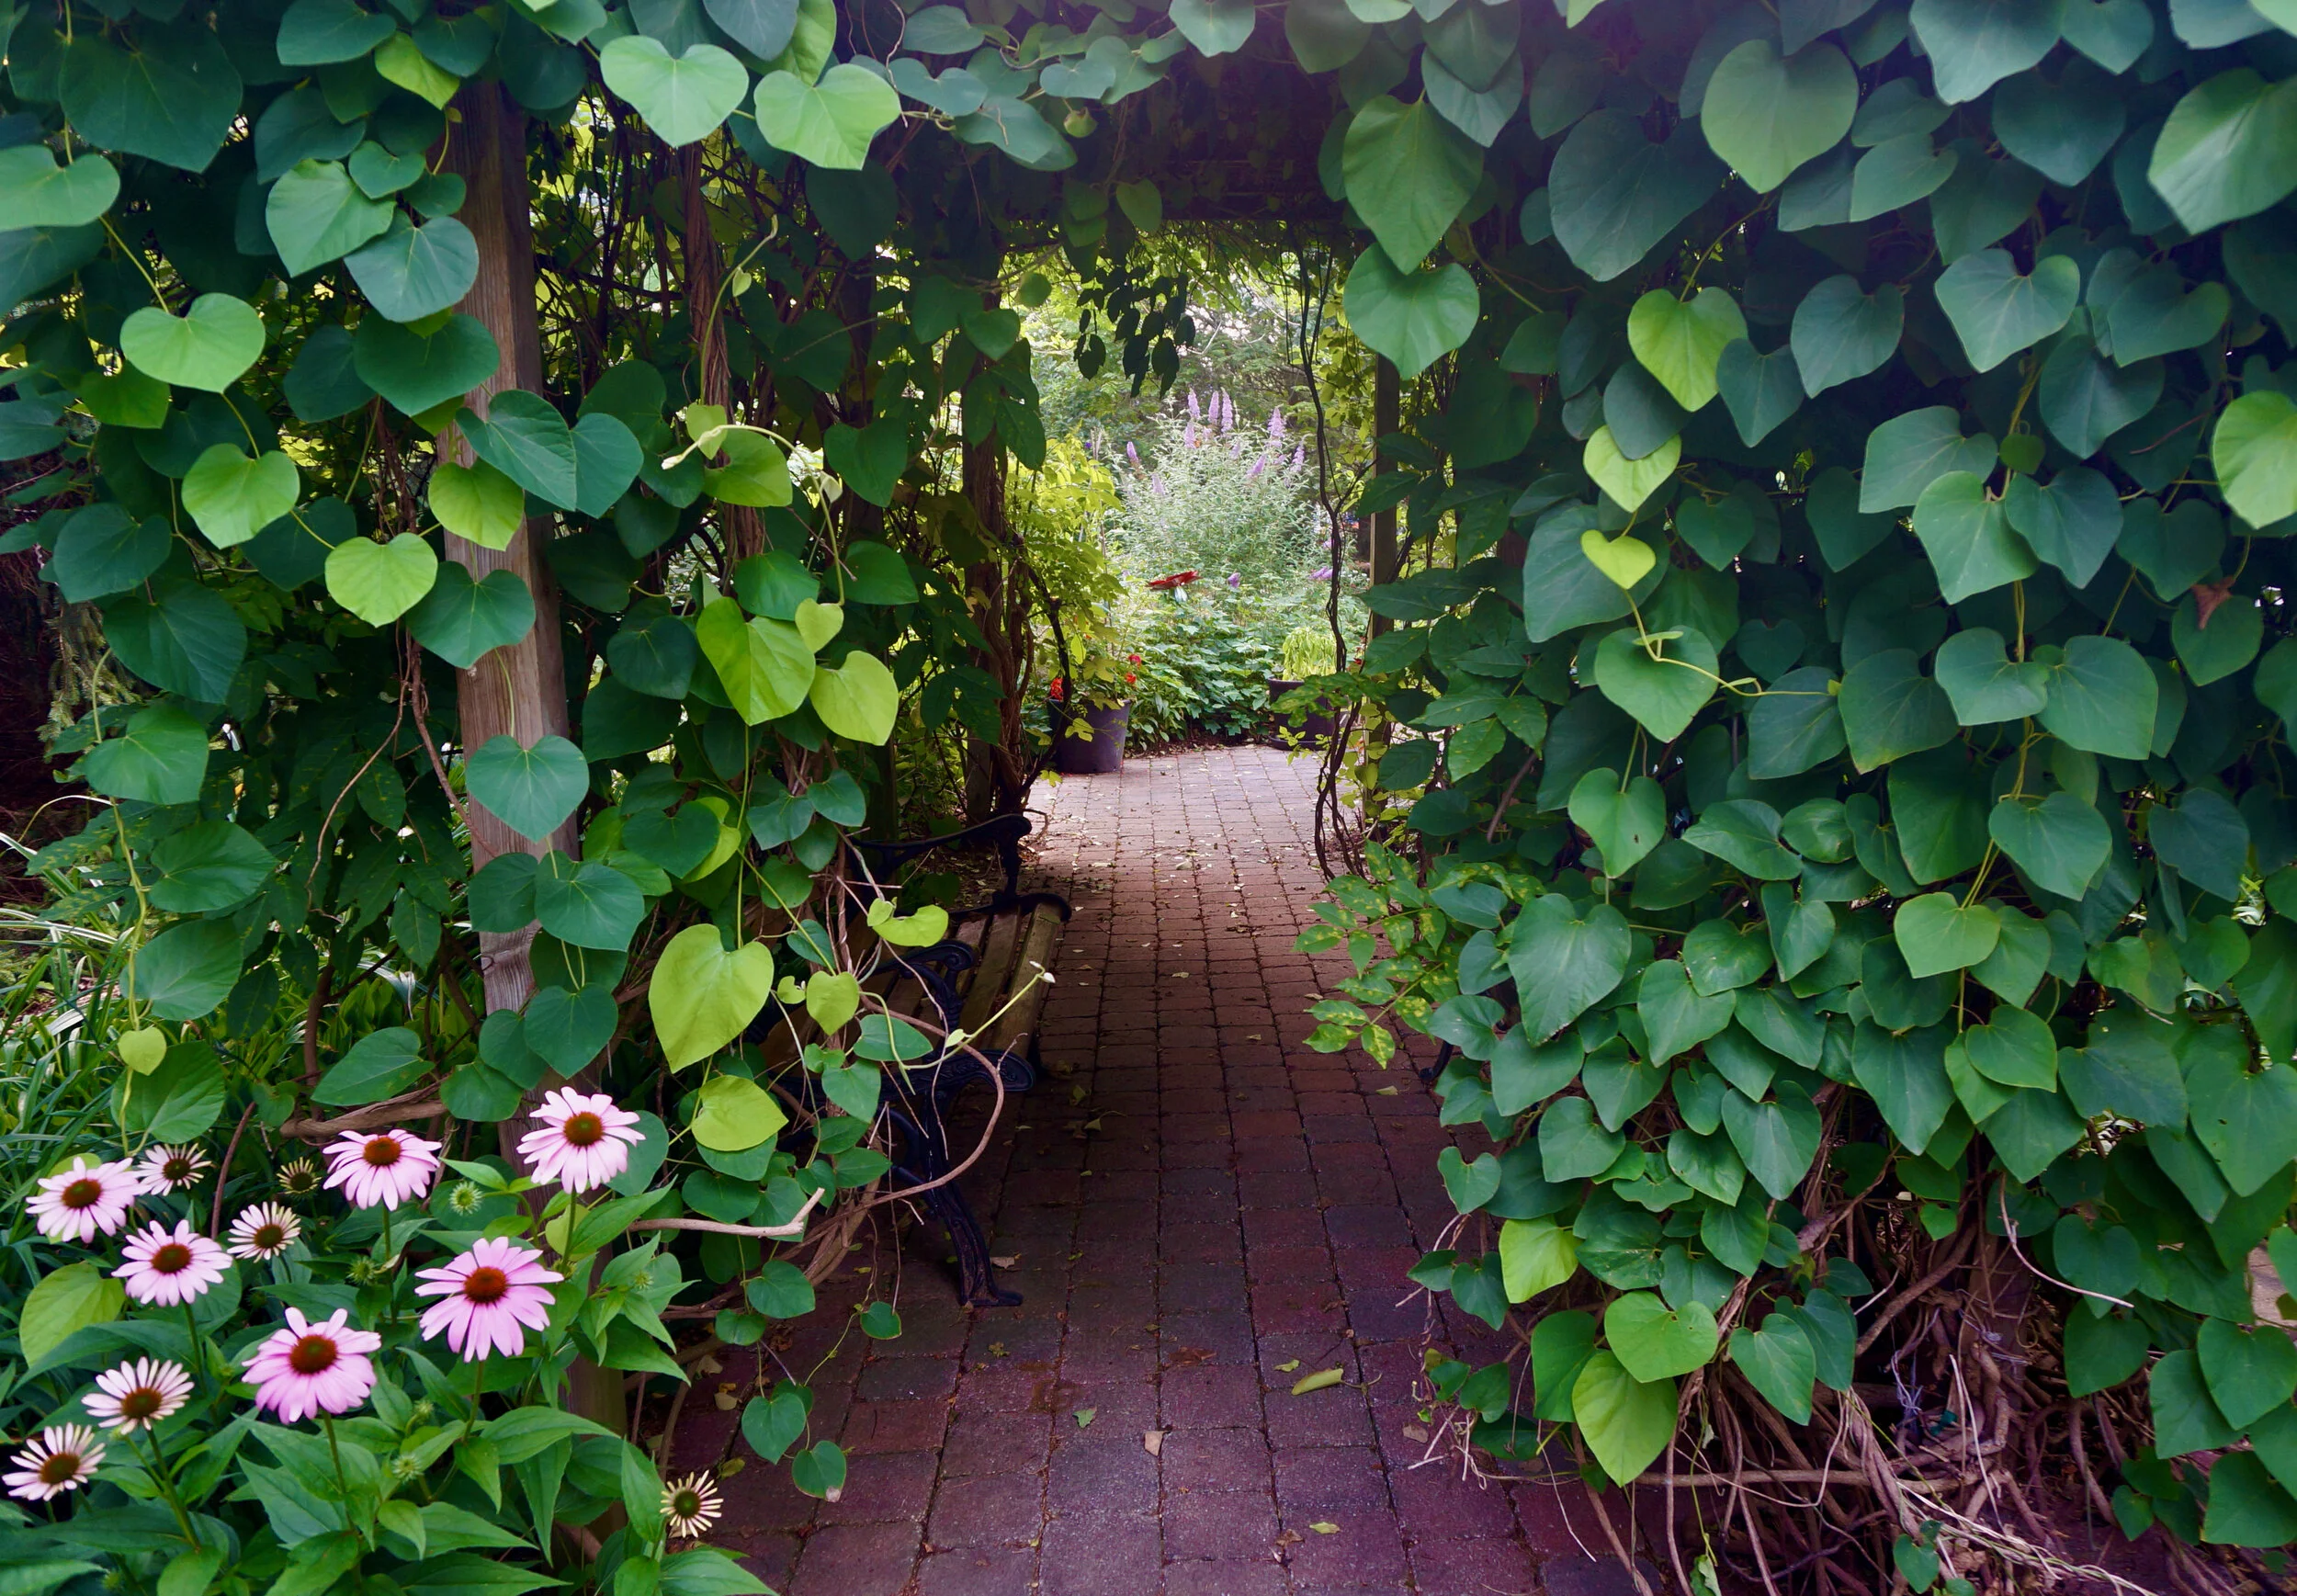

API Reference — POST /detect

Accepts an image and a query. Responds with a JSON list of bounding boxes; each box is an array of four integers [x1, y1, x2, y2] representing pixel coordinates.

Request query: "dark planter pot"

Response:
[[1056, 703, 1131, 774], [1268, 678, 1337, 743]]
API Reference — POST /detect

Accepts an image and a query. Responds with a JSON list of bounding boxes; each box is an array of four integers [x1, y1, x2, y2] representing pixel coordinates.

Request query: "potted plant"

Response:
[[1269, 624, 1340, 742], [1050, 634, 1138, 774]]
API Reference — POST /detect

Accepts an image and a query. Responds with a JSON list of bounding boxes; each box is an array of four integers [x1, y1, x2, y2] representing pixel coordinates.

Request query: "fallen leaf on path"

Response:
[[990, 1255, 1019, 1267], [1273, 1358, 1300, 1373], [1274, 1530, 1304, 1549], [1142, 1430, 1164, 1457], [1310, 1522, 1339, 1535], [1291, 1367, 1345, 1395], [1401, 1423, 1430, 1443], [1167, 1346, 1215, 1369], [1074, 1408, 1096, 1429]]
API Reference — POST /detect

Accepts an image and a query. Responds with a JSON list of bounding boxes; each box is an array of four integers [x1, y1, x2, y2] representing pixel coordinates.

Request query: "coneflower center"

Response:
[[289, 1334, 339, 1375], [119, 1387, 164, 1421], [671, 1488, 702, 1517], [38, 1451, 83, 1485], [461, 1265, 510, 1305], [562, 1112, 605, 1148], [152, 1243, 193, 1273], [163, 1156, 196, 1182], [62, 1178, 103, 1210], [254, 1224, 287, 1251], [362, 1137, 402, 1168]]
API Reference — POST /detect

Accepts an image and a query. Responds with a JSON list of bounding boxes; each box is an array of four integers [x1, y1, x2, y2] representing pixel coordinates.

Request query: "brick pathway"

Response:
[[673, 746, 1638, 1596]]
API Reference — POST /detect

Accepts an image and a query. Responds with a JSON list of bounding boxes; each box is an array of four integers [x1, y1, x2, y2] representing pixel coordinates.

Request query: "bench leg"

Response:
[[922, 1183, 1020, 1307]]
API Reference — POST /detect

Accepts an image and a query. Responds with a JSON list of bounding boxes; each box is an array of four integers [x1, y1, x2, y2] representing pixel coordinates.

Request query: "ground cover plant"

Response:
[[3, 0, 2297, 1590]]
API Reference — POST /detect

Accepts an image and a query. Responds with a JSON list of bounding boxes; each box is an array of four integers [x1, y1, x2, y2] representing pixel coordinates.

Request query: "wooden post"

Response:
[[442, 84, 622, 1436]]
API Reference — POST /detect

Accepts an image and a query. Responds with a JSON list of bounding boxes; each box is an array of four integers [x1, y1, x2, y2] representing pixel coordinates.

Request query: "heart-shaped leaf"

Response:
[[1592, 625, 1719, 741], [753, 62, 901, 169], [1341, 95, 1483, 275], [1499, 1217, 1578, 1302], [1894, 892, 2000, 978], [1578, 529, 1656, 590], [1701, 39, 1858, 193], [120, 294, 266, 392], [1910, 470, 2036, 605], [406, 561, 536, 669], [1672, 496, 1755, 570], [626, 805, 721, 877], [1963, 1005, 2059, 1090], [1626, 288, 1745, 412], [1507, 896, 1631, 1040], [1636, 957, 1736, 1065], [600, 37, 748, 147], [2199, 1317, 2297, 1430], [1931, 627, 2048, 724], [465, 732, 588, 842], [325, 532, 438, 625], [1583, 426, 1680, 513], [0, 146, 120, 228], [462, 391, 578, 508], [2186, 1031, 2297, 1195], [1438, 1146, 1502, 1213], [1169, 0, 1256, 54], [696, 598, 814, 724], [2215, 391, 2297, 530], [1570, 1351, 1676, 1485], [809, 651, 899, 743], [430, 458, 526, 550], [1935, 248, 2080, 372], [651, 923, 776, 1069], [1791, 275, 1904, 395], [525, 983, 618, 1074], [693, 1071, 788, 1150], [1568, 768, 1667, 876], [1341, 246, 1478, 379], [794, 599, 843, 651], [183, 445, 300, 549], [805, 969, 862, 1033], [1988, 791, 2110, 900], [1606, 1291, 1720, 1382], [345, 215, 479, 323], [1714, 338, 1806, 446], [267, 158, 394, 277], [1729, 1314, 1817, 1423], [1720, 1081, 1825, 1195]]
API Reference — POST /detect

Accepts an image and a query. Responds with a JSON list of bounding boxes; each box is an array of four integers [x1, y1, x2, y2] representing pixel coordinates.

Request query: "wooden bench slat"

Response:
[[984, 904, 1062, 1055], [958, 912, 1023, 1036]]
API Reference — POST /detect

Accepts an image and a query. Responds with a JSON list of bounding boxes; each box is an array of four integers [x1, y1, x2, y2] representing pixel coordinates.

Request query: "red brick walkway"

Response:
[[674, 747, 1637, 1596]]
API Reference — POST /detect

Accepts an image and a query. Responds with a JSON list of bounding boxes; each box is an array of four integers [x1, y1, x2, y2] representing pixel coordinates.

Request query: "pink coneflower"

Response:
[[227, 1202, 302, 1262], [516, 1088, 645, 1194], [28, 1156, 144, 1243], [662, 1471, 723, 1537], [84, 1357, 192, 1433], [139, 1144, 209, 1193], [322, 1127, 441, 1210], [5, 1425, 104, 1501], [115, 1221, 230, 1306], [413, 1237, 563, 1361], [244, 1308, 380, 1421]]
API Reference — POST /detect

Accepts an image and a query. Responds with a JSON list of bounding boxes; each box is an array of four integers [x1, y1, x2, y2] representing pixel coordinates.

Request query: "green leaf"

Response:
[[599, 37, 747, 146], [1637, 957, 1736, 1065], [2201, 1452, 2297, 1547], [1341, 95, 1482, 276], [346, 216, 480, 323], [1908, 0, 2062, 102], [1848, 131, 1957, 220], [353, 312, 502, 416], [408, 563, 536, 670], [150, 820, 277, 912], [1606, 1291, 1720, 1384], [1747, 665, 1847, 778], [1341, 246, 1477, 379], [790, 1441, 846, 1500], [2151, 1348, 2239, 1457], [1721, 1082, 1824, 1197], [1895, 892, 1999, 978], [1569, 1350, 1675, 1485], [19, 1261, 126, 1367], [2039, 334, 2163, 457], [2061, 0, 2153, 71], [1860, 406, 1996, 513], [2172, 590, 2261, 686], [1851, 1022, 1955, 1154], [821, 418, 909, 507], [809, 651, 899, 743], [120, 294, 266, 393], [1728, 1314, 1816, 1423], [127, 921, 242, 1022], [375, 33, 461, 107], [1549, 110, 1724, 283], [2036, 636, 2156, 762], [0, 146, 119, 229], [1538, 1094, 1624, 1181], [1169, 0, 1255, 51], [317, 1026, 427, 1105], [2002, 465, 2123, 588], [61, 30, 242, 171], [1591, 626, 1717, 741], [1932, 628, 2046, 724], [107, 582, 246, 702], [2149, 788, 2250, 902], [1684, 799, 1801, 880], [1910, 471, 2036, 604], [184, 445, 300, 549], [1700, 40, 1857, 193], [692, 1073, 788, 1152], [650, 924, 775, 1069], [2065, 1310, 2149, 1398], [277, 0, 398, 63], [2186, 1038, 2297, 1196], [267, 159, 393, 276], [84, 704, 209, 804], [2106, 265, 2229, 364], [465, 733, 588, 842], [534, 855, 646, 951], [753, 62, 900, 168], [1989, 792, 2109, 900], [1714, 338, 1805, 445], [1583, 426, 1679, 514], [696, 598, 813, 724], [526, 984, 617, 1074], [1838, 649, 1958, 772], [1567, 768, 1667, 876], [2214, 390, 2297, 530], [430, 460, 527, 552], [1505, 894, 1629, 1040], [1626, 288, 1745, 412], [2198, 1317, 2297, 1430], [1993, 57, 2125, 185], [50, 506, 171, 603], [1790, 275, 1903, 396], [462, 391, 579, 509], [1933, 249, 2079, 372], [1499, 1217, 1578, 1301], [2148, 69, 2297, 235], [326, 533, 439, 625]]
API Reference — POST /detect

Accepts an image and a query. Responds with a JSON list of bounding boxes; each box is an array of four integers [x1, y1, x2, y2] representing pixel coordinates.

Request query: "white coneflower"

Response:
[[138, 1144, 210, 1194], [661, 1471, 722, 1538], [84, 1358, 193, 1433], [277, 1158, 320, 1198], [226, 1202, 301, 1262], [4, 1425, 104, 1501]]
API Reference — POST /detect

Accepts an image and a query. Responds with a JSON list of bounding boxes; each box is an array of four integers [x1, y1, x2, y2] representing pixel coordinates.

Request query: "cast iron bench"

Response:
[[752, 813, 1069, 1306]]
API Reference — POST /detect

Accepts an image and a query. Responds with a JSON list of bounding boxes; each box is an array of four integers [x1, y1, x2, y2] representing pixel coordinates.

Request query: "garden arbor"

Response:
[[8, 0, 2297, 1590]]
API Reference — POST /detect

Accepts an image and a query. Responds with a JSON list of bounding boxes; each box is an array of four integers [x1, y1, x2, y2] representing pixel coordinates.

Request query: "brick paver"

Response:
[[671, 747, 1636, 1595]]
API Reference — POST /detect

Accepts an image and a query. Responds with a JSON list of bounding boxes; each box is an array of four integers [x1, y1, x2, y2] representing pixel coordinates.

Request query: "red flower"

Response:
[[1127, 653, 1142, 664], [1125, 673, 1137, 685], [1147, 570, 1199, 591], [1048, 678, 1065, 700]]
